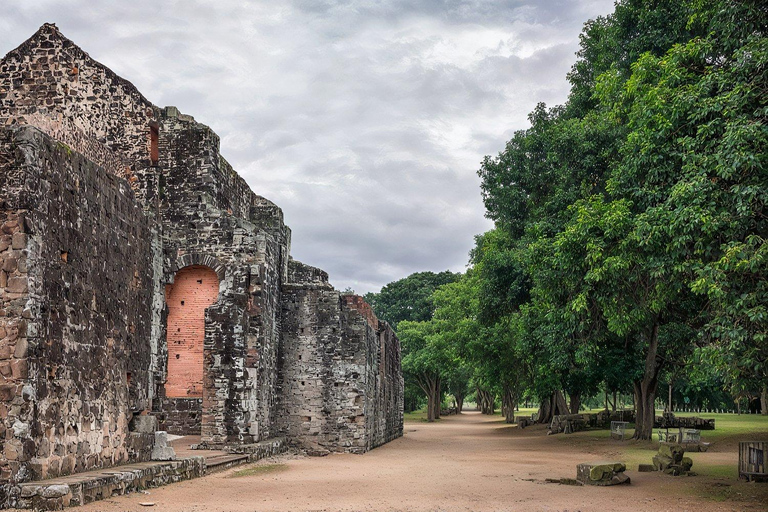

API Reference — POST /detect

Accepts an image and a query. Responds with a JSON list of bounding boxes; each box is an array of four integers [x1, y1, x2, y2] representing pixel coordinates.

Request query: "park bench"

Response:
[[658, 427, 709, 451], [739, 441, 767, 482]]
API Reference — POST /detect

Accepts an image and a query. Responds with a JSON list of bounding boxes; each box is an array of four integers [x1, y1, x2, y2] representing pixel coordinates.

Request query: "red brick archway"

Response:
[[165, 265, 219, 398]]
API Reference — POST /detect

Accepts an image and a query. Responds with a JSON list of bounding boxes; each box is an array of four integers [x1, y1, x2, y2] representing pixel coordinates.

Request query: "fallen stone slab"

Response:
[[576, 461, 631, 486], [223, 436, 286, 462], [517, 417, 534, 429]]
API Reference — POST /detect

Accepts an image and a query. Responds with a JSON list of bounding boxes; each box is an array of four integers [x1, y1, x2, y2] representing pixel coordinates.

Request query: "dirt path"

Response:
[[82, 412, 763, 512]]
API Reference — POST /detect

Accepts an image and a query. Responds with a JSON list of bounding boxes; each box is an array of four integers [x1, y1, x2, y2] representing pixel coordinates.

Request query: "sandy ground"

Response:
[[81, 412, 765, 512]]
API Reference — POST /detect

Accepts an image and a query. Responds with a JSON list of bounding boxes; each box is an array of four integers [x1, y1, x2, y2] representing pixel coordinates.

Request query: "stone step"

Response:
[[204, 454, 250, 473]]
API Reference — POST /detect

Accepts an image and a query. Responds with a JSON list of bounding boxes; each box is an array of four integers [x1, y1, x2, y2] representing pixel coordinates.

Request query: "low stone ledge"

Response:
[[224, 436, 287, 462], [14, 457, 205, 510]]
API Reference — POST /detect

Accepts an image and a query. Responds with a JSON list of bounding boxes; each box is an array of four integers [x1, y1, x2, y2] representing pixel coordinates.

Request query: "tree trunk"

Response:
[[555, 390, 569, 415], [432, 376, 442, 420], [537, 397, 551, 423], [477, 389, 494, 415], [667, 382, 673, 413], [633, 322, 663, 440], [426, 392, 436, 421], [537, 390, 569, 424], [761, 384, 767, 416], [612, 390, 617, 412], [456, 396, 464, 413], [501, 384, 516, 423], [417, 374, 439, 422], [569, 391, 581, 414]]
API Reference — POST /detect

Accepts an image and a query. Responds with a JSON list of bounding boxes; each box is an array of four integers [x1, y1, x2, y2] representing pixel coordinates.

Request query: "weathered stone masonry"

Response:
[[277, 262, 403, 454], [0, 24, 403, 506], [0, 127, 154, 484]]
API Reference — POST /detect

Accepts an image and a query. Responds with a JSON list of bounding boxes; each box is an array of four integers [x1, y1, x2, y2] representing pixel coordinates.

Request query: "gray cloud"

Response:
[[1, 0, 615, 293]]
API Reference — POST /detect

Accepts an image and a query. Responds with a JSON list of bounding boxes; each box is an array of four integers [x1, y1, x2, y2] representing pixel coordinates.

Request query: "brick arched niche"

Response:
[[165, 265, 220, 398]]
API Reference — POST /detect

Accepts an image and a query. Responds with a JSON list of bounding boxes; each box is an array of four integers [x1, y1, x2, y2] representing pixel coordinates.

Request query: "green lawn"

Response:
[[555, 411, 768, 502], [515, 408, 768, 440], [673, 411, 768, 443], [548, 411, 768, 447], [407, 406, 768, 439]]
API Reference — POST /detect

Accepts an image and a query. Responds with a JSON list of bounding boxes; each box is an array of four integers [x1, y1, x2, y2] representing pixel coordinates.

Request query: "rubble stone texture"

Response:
[[0, 24, 403, 506]]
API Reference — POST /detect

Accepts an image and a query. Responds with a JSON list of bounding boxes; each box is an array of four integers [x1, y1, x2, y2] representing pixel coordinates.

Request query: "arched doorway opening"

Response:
[[164, 265, 219, 433]]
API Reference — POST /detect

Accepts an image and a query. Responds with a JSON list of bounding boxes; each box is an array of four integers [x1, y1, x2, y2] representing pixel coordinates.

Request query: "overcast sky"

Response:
[[1, 0, 615, 294]]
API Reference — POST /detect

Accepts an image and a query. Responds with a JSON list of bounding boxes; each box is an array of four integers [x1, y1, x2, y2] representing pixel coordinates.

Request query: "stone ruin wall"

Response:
[[0, 24, 292, 447], [0, 22, 167, 408], [342, 296, 404, 450], [278, 262, 351, 454], [0, 126, 155, 488], [153, 107, 290, 445], [278, 261, 403, 454], [0, 22, 404, 501], [372, 325, 404, 448]]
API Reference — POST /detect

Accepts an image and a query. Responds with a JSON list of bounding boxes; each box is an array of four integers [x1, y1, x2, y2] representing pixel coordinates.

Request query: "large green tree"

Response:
[[604, 0, 768, 420], [399, 319, 460, 422], [475, 0, 766, 436]]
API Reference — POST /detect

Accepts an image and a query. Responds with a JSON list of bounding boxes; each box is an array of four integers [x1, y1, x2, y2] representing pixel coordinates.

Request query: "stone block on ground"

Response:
[[549, 414, 589, 435], [576, 461, 631, 486], [651, 443, 694, 476], [517, 417, 533, 429], [151, 431, 176, 461]]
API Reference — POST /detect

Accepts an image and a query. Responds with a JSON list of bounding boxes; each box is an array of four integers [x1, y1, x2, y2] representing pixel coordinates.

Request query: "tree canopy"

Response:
[[364, 271, 461, 330], [371, 0, 767, 429]]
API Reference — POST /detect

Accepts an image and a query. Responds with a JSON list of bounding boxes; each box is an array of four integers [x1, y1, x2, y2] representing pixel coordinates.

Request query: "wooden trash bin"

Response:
[[739, 441, 767, 482]]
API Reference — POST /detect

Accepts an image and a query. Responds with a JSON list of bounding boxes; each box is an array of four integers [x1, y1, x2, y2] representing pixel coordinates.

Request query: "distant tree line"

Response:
[[365, 0, 767, 437]]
